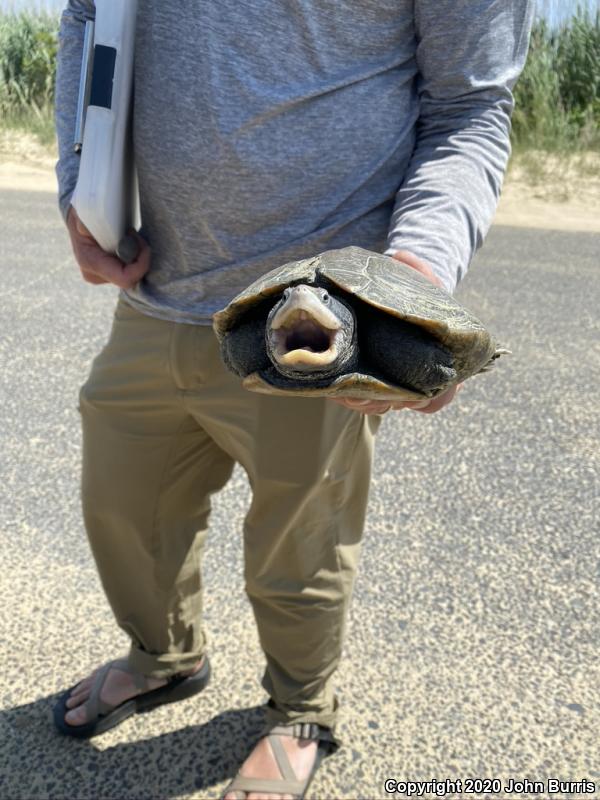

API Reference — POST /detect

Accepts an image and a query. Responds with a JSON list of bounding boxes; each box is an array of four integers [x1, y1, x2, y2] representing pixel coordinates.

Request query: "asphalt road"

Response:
[[1, 188, 599, 800]]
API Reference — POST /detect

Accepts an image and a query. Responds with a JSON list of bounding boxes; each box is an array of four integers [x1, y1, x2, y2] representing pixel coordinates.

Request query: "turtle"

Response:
[[212, 246, 508, 402]]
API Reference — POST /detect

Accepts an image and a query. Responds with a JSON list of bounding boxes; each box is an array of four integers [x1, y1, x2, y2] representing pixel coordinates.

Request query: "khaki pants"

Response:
[[79, 296, 381, 731]]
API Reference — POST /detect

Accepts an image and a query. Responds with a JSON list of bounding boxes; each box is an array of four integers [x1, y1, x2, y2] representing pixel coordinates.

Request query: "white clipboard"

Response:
[[71, 0, 140, 262]]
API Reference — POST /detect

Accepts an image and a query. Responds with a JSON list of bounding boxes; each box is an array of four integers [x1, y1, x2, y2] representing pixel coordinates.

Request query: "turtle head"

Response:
[[265, 284, 358, 381]]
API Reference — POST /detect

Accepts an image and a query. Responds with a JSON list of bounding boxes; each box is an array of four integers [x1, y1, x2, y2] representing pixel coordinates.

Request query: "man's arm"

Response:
[[55, 0, 96, 222], [55, 0, 150, 287], [335, 4, 533, 415], [384, 0, 535, 294]]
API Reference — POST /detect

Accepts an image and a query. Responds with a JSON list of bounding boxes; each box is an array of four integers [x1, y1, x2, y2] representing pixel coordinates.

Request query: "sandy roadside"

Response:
[[496, 152, 600, 233], [1, 133, 599, 234], [0, 131, 58, 191], [494, 184, 600, 233]]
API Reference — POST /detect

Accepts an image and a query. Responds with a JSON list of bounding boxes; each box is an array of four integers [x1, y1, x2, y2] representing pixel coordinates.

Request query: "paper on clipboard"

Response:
[[72, 0, 140, 262]]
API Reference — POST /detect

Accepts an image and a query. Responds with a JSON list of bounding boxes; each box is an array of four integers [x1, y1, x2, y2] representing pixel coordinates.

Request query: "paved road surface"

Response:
[[1, 188, 599, 799]]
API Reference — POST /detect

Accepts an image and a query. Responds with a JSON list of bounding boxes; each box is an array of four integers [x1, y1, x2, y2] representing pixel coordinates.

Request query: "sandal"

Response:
[[221, 721, 338, 800], [53, 654, 211, 739]]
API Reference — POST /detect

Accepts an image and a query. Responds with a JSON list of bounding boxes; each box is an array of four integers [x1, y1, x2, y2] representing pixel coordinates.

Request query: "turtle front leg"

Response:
[[361, 313, 457, 396], [220, 317, 270, 378]]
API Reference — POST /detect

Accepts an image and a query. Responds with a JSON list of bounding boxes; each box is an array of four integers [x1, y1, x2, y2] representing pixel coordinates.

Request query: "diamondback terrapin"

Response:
[[212, 247, 507, 402]]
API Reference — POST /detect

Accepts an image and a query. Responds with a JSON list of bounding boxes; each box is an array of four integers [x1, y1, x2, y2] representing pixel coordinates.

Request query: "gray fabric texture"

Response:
[[55, 1, 534, 324]]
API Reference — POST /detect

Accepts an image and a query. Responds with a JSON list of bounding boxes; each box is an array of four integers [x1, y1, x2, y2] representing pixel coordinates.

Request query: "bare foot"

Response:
[[64, 656, 205, 726], [223, 733, 319, 800]]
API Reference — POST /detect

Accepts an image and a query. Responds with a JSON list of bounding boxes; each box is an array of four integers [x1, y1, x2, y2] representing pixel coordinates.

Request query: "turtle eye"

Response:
[[322, 291, 329, 303]]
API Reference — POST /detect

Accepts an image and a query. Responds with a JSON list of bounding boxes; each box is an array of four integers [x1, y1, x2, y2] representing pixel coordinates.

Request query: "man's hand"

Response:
[[388, 249, 444, 288], [329, 383, 462, 415], [66, 206, 151, 289], [329, 249, 463, 415]]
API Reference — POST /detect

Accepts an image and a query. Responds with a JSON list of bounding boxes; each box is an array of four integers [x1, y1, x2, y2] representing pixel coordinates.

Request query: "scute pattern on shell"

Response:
[[318, 248, 482, 333], [213, 256, 320, 334], [243, 370, 428, 402], [212, 246, 503, 400]]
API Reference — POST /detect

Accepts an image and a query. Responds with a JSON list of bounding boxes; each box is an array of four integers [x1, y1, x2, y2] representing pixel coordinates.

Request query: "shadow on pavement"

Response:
[[2, 697, 269, 799]]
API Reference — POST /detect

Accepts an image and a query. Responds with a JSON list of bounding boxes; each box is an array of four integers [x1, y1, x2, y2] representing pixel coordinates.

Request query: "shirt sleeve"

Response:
[[54, 0, 96, 223], [384, 1, 535, 293]]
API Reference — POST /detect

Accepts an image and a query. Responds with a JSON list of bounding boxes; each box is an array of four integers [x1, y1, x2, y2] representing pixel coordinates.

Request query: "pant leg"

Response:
[[184, 325, 382, 731], [242, 397, 381, 731], [79, 297, 235, 678]]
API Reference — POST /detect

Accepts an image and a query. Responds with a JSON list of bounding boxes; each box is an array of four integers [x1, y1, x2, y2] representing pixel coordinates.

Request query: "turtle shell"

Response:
[[212, 246, 503, 401]]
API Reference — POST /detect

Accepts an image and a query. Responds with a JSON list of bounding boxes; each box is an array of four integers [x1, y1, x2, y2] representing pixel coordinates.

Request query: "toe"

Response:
[[66, 684, 92, 706], [70, 677, 94, 697], [64, 683, 94, 723], [65, 691, 87, 709], [64, 703, 89, 725], [246, 794, 291, 799]]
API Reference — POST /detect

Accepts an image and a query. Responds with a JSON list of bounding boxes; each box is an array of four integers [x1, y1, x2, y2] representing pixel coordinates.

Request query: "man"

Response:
[[53, 2, 533, 798]]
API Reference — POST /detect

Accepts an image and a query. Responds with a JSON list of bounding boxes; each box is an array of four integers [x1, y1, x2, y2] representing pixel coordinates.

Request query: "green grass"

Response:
[[0, 9, 58, 151], [512, 10, 600, 153], [1, 106, 56, 147], [0, 8, 599, 159]]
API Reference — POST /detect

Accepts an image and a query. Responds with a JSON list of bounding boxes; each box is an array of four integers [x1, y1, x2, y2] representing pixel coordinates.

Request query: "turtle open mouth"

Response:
[[269, 288, 343, 371], [273, 310, 340, 369], [285, 315, 332, 353]]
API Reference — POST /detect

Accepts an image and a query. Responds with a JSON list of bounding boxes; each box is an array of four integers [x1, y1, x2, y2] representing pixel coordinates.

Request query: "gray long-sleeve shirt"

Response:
[[55, 1, 534, 325]]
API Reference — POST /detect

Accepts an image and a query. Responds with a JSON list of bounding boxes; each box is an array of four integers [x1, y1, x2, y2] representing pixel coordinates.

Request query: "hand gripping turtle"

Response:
[[212, 247, 508, 403]]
